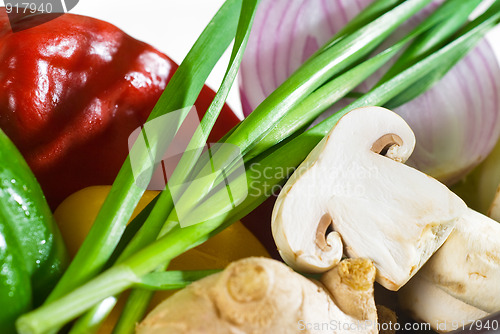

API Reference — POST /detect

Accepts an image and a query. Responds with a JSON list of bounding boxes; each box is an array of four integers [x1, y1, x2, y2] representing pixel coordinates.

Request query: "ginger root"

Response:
[[321, 258, 377, 322], [137, 257, 379, 334]]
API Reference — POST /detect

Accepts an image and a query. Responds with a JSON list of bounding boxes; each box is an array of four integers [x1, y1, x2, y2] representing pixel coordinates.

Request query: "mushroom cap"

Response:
[[399, 276, 488, 333], [272, 106, 467, 290]]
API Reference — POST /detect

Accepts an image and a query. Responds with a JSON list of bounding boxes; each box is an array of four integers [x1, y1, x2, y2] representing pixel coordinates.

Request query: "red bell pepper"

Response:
[[0, 10, 240, 208]]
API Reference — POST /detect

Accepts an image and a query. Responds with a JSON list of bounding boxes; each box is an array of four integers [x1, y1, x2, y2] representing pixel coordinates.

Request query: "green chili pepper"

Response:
[[0, 129, 68, 333]]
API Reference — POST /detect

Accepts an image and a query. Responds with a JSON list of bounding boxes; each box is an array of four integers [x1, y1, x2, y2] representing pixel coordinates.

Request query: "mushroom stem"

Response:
[[371, 133, 403, 155], [315, 214, 334, 251]]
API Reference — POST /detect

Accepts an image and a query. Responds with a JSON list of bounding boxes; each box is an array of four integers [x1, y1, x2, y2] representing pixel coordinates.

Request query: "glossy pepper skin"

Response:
[[0, 129, 68, 333], [0, 10, 240, 208]]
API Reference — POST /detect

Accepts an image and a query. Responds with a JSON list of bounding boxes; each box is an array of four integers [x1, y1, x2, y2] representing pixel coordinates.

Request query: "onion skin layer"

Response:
[[239, 0, 500, 185]]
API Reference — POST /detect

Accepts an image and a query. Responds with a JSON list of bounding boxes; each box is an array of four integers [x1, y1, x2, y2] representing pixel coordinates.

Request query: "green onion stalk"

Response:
[[17, 0, 500, 333], [74, 0, 449, 331]]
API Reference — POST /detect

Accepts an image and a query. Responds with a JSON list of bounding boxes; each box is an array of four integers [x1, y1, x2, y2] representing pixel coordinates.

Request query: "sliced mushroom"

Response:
[[407, 208, 500, 314], [399, 276, 488, 333], [272, 106, 467, 290]]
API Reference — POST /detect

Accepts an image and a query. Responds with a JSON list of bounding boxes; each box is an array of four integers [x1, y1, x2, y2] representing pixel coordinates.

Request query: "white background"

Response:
[[2, 0, 500, 119]]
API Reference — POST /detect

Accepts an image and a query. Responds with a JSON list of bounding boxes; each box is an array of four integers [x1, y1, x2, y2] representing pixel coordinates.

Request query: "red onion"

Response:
[[239, 0, 500, 184]]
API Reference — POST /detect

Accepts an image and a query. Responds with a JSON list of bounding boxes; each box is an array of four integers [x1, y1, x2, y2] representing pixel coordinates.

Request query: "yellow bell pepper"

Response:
[[54, 186, 270, 333]]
